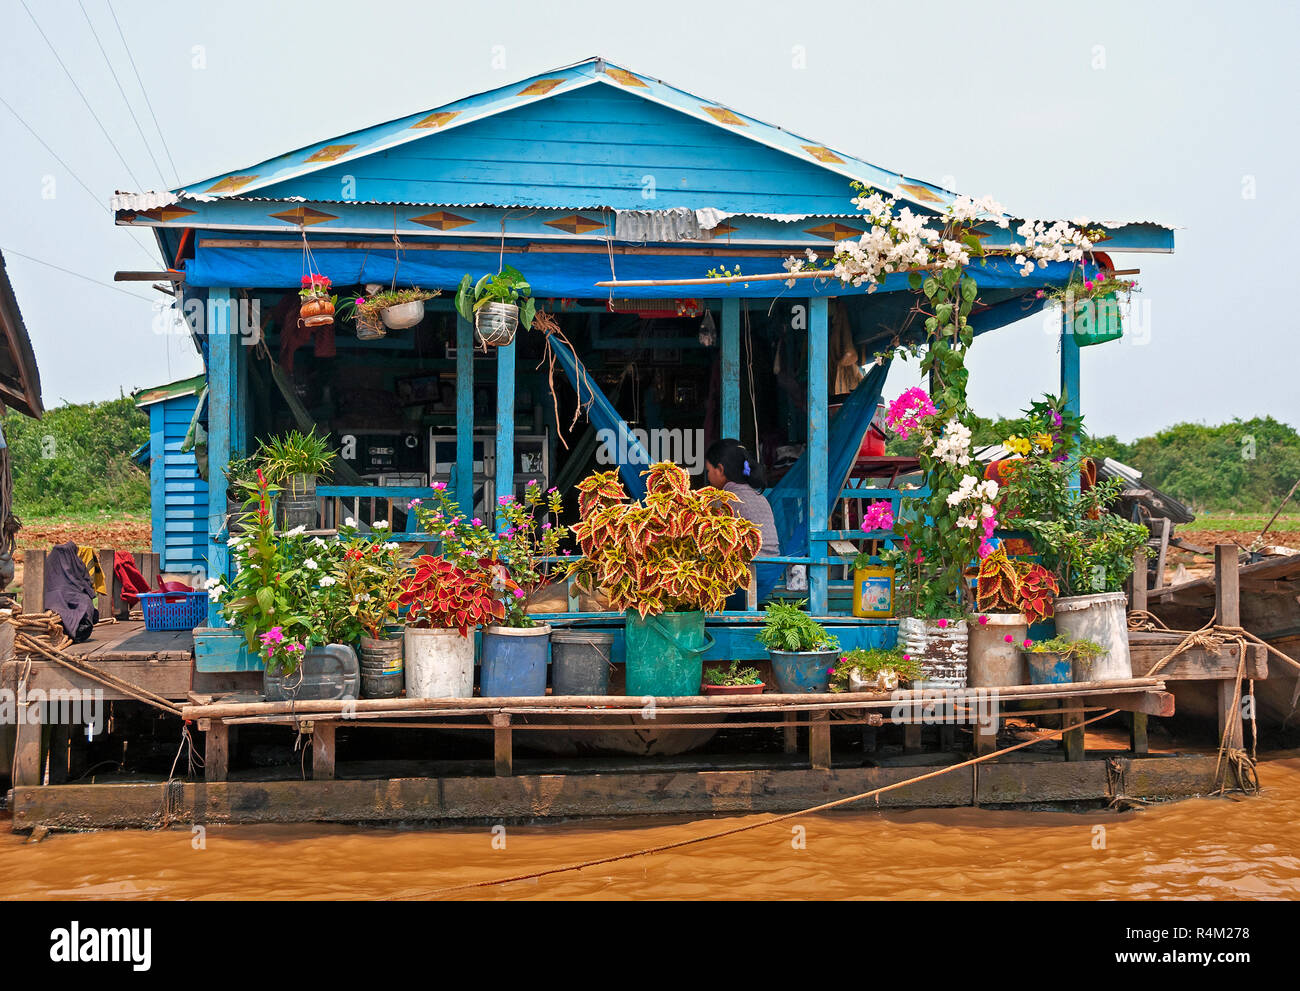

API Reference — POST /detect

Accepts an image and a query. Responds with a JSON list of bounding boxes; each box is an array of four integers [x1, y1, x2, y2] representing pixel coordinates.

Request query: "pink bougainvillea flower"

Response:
[[1004, 634, 1014, 643], [431, 481, 447, 491], [937, 618, 948, 629], [512, 588, 525, 598], [861, 500, 895, 532], [978, 615, 989, 625], [885, 387, 938, 440]]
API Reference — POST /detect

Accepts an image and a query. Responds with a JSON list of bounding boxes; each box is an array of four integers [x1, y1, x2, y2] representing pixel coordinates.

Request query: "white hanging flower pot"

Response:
[[380, 299, 426, 330]]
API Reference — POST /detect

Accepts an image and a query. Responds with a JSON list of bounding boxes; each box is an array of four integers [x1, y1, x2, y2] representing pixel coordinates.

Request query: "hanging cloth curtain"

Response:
[[768, 359, 892, 559]]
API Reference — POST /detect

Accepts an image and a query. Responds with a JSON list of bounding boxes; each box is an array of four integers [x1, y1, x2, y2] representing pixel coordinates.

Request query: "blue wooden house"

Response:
[[111, 57, 1173, 650], [134, 375, 208, 578]]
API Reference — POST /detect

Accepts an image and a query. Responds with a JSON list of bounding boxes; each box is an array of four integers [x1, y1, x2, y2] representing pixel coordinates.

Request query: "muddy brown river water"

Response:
[[2, 755, 1298, 900]]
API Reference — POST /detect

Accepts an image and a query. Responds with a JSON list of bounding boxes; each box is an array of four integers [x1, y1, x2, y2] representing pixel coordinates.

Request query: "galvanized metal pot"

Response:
[[359, 633, 404, 699], [898, 617, 969, 689], [768, 649, 838, 693], [474, 301, 519, 346], [380, 299, 426, 330], [276, 473, 317, 531]]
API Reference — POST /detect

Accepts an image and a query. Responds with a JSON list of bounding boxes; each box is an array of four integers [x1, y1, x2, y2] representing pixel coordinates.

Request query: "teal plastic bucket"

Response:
[[624, 611, 714, 697]]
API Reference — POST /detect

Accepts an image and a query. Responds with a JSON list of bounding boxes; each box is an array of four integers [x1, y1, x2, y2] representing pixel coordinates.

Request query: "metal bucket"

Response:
[[380, 300, 426, 330], [898, 616, 969, 689], [404, 626, 475, 698], [359, 634, 404, 699], [276, 473, 317, 530], [1053, 592, 1131, 681], [551, 630, 615, 695], [474, 302, 519, 346], [967, 613, 1029, 687]]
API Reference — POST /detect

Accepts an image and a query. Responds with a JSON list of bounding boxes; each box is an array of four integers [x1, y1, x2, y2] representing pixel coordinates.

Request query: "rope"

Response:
[[12, 631, 181, 715], [404, 706, 1124, 899], [533, 309, 594, 450]]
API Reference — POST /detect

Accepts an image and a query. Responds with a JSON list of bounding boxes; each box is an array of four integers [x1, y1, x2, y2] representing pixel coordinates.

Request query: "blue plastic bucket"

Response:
[[480, 625, 551, 697], [1024, 650, 1072, 685], [768, 649, 839, 693]]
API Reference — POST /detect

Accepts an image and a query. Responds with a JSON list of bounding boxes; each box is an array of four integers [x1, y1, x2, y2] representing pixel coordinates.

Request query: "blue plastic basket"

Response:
[[138, 591, 208, 632]]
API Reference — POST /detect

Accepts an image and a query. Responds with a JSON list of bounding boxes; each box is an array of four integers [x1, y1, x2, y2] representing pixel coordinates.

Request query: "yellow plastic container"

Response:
[[852, 566, 895, 618]]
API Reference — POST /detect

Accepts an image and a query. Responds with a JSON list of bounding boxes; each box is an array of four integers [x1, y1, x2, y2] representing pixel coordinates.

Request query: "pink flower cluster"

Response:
[[978, 513, 998, 559], [861, 501, 895, 532], [885, 387, 938, 440]]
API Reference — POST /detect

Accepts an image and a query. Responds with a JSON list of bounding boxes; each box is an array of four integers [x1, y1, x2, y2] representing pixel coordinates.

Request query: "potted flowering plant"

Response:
[[565, 462, 761, 697], [968, 546, 1060, 687], [398, 553, 506, 699], [355, 287, 440, 331], [453, 266, 536, 346], [299, 274, 336, 327], [852, 500, 897, 618], [1021, 635, 1108, 685], [256, 427, 336, 531], [336, 519, 408, 698], [753, 601, 840, 693], [214, 471, 360, 701]]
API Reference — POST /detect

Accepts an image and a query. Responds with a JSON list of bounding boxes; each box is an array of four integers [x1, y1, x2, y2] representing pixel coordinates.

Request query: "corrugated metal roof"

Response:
[[134, 373, 206, 407], [0, 250, 44, 419], [135, 58, 972, 215]]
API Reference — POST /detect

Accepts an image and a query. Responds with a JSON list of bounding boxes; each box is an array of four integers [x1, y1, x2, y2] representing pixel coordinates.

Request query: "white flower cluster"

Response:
[[947, 474, 999, 529], [205, 576, 225, 601], [1012, 219, 1093, 276], [950, 194, 1010, 226], [932, 419, 973, 466]]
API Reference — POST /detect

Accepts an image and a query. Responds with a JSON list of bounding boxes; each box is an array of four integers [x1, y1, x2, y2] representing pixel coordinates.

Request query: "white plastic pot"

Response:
[[404, 626, 475, 698], [967, 613, 1029, 687], [1052, 591, 1131, 681], [898, 617, 968, 689]]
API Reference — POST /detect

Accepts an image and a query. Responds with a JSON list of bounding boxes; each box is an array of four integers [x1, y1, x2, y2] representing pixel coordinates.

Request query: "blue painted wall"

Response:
[[146, 393, 208, 577], [254, 86, 863, 215]]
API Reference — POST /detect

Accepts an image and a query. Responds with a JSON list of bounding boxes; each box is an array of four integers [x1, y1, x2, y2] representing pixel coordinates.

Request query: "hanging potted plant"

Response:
[[754, 601, 841, 693], [564, 463, 761, 697], [355, 287, 440, 331], [213, 471, 361, 702], [299, 274, 337, 327], [257, 427, 336, 532], [398, 554, 503, 699], [454, 266, 536, 347], [336, 520, 408, 699], [701, 660, 765, 696]]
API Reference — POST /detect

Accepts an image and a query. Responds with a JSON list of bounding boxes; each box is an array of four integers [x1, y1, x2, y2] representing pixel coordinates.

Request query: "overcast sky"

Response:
[[1, 0, 1295, 440]]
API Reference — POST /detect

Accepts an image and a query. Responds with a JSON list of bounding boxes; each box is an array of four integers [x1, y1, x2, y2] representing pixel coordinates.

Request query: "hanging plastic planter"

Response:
[[380, 299, 427, 330], [455, 267, 536, 348], [299, 274, 335, 327], [354, 308, 387, 341]]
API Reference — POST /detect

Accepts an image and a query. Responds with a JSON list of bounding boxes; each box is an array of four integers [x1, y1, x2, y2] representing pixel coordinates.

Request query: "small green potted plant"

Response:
[[755, 601, 841, 694], [356, 287, 440, 331], [1020, 635, 1108, 685], [223, 451, 261, 533], [829, 647, 922, 693], [701, 660, 765, 696], [257, 428, 336, 531], [454, 266, 536, 346]]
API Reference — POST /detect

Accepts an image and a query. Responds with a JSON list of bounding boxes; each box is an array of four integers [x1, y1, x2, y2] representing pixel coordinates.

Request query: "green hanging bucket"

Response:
[[1070, 292, 1124, 347], [624, 610, 715, 697]]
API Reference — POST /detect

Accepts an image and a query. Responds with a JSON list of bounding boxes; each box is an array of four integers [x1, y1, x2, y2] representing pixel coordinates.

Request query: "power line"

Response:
[[1, 247, 156, 303], [0, 93, 160, 267], [20, 0, 145, 191], [106, 0, 181, 187], [78, 0, 167, 187]]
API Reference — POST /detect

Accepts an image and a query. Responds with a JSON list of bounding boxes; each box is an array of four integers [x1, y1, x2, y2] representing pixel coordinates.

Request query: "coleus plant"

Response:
[[564, 462, 762, 618], [398, 555, 506, 636], [973, 545, 1058, 623]]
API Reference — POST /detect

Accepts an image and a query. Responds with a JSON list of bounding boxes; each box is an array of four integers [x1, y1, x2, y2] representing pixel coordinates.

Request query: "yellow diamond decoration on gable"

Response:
[[269, 206, 339, 227], [603, 67, 647, 88], [304, 144, 357, 163], [802, 145, 845, 164], [519, 78, 566, 96], [410, 211, 476, 230], [804, 222, 864, 240], [411, 111, 460, 130], [701, 106, 745, 126], [545, 214, 606, 234], [707, 223, 738, 237], [136, 205, 197, 223], [897, 183, 945, 204], [205, 175, 259, 194]]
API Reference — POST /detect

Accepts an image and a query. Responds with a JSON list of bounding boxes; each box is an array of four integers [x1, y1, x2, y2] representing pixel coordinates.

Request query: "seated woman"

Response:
[[705, 439, 783, 609]]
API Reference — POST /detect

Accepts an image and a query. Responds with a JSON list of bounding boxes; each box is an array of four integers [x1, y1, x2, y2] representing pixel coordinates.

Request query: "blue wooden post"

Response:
[[456, 314, 475, 518], [495, 337, 516, 529], [1060, 308, 1082, 491], [721, 298, 740, 440], [808, 296, 829, 614], [148, 404, 166, 569], [206, 288, 235, 625]]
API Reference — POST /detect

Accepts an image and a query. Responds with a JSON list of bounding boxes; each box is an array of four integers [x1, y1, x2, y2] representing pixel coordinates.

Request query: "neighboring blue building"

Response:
[[135, 375, 207, 578]]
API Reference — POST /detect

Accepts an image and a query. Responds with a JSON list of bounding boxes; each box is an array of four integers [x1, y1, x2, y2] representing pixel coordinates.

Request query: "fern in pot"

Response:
[[755, 601, 841, 694]]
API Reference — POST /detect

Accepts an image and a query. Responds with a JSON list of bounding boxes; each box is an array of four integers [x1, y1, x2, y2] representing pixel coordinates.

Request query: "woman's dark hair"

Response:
[[706, 438, 766, 489]]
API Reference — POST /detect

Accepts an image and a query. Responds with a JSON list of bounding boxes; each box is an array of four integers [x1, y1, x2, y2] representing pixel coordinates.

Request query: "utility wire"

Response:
[[20, 0, 145, 191], [106, 0, 181, 187], [0, 93, 159, 266], [78, 0, 167, 187], [1, 247, 155, 303]]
